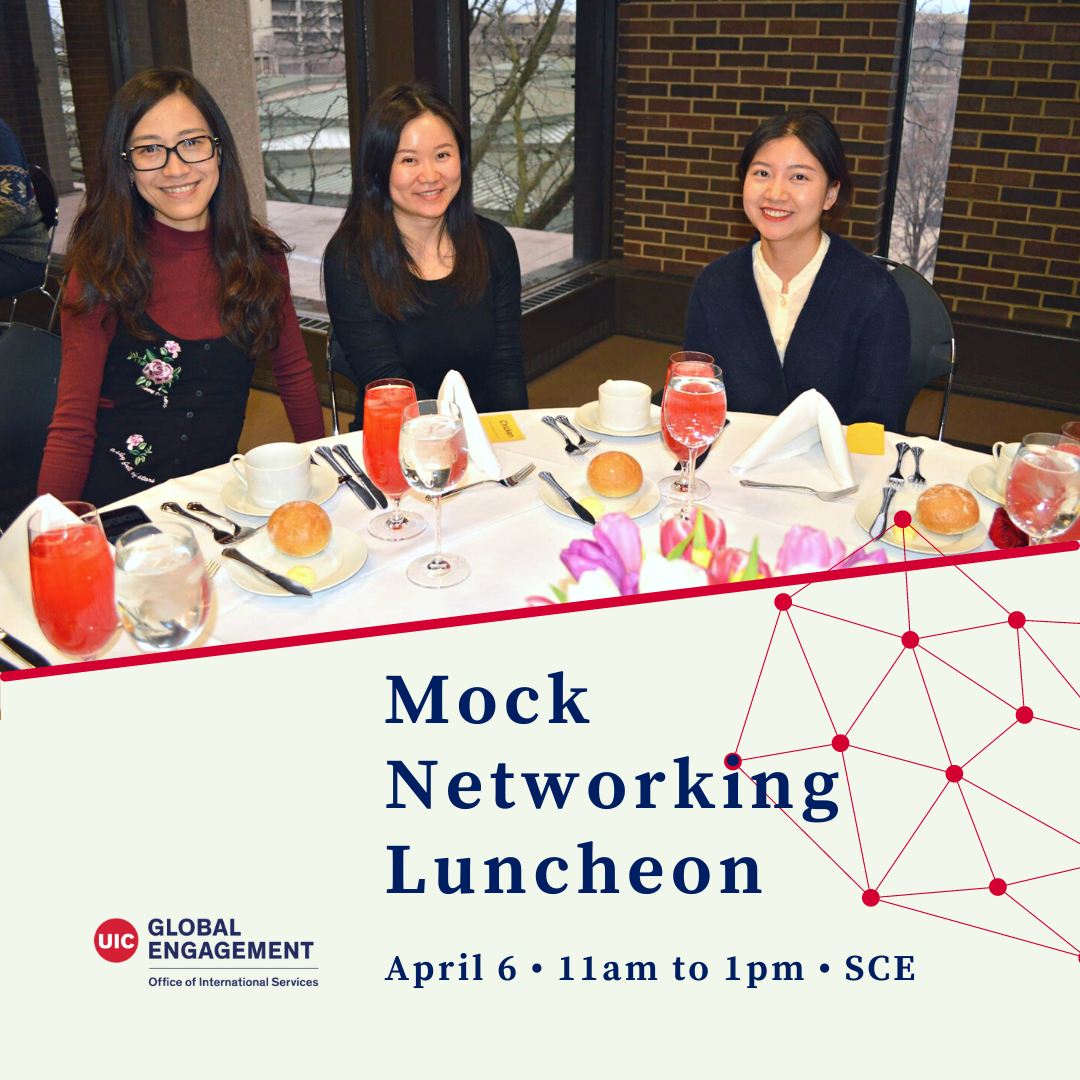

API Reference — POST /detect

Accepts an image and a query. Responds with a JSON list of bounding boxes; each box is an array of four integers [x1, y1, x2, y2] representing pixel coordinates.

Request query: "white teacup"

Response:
[[229, 443, 311, 508], [992, 440, 1020, 495], [598, 379, 652, 432]]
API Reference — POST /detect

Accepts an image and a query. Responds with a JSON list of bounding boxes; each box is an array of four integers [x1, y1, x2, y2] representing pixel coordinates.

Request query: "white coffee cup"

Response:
[[598, 379, 652, 432], [229, 443, 311, 508], [992, 440, 1020, 495]]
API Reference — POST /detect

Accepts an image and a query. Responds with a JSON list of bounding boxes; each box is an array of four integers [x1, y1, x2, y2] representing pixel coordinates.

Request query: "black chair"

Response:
[[873, 255, 955, 441], [0, 322, 63, 489], [325, 328, 362, 435], [2, 165, 62, 331]]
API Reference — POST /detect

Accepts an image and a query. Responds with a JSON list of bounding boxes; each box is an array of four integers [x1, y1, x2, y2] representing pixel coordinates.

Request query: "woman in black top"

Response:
[[323, 83, 527, 430]]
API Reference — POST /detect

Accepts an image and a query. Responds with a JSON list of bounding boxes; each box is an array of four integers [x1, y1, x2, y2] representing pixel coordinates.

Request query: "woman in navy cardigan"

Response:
[[684, 110, 910, 433]]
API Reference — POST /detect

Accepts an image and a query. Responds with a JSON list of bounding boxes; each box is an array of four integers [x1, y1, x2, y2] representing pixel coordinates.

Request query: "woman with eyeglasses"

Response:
[[38, 68, 323, 505], [323, 83, 527, 430], [684, 109, 909, 431]]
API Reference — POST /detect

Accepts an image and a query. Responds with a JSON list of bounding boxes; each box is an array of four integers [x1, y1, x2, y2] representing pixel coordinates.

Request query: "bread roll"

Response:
[[267, 500, 333, 557], [915, 484, 979, 536], [587, 451, 643, 499]]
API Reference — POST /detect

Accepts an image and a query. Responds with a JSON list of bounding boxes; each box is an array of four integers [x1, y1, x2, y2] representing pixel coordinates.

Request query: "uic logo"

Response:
[[95, 918, 138, 963]]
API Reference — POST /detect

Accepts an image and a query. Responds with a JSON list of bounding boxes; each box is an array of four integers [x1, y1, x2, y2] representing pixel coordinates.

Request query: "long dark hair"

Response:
[[65, 67, 289, 357], [737, 109, 854, 225], [329, 82, 488, 321]]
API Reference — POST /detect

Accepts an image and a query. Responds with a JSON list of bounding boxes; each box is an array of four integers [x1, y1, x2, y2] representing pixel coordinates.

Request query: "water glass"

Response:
[[399, 399, 469, 587], [1005, 435, 1080, 545], [114, 522, 211, 651]]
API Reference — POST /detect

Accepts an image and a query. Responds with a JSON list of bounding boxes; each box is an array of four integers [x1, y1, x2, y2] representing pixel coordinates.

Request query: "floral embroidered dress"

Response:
[[82, 317, 253, 506]]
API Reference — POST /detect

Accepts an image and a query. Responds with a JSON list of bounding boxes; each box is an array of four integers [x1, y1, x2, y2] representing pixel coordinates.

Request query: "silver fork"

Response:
[[435, 463, 536, 501], [554, 415, 601, 452], [907, 445, 927, 485], [738, 480, 860, 502], [186, 501, 262, 543], [542, 415, 593, 456], [205, 559, 220, 580], [888, 441, 911, 485]]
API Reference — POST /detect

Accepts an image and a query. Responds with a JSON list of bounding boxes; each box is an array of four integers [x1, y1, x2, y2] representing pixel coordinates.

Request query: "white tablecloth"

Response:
[[1, 411, 999, 666]]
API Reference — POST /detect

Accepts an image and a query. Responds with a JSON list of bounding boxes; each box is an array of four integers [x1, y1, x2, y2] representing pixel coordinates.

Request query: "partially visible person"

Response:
[[38, 68, 323, 506], [0, 117, 50, 298], [684, 109, 909, 432], [323, 83, 526, 430]]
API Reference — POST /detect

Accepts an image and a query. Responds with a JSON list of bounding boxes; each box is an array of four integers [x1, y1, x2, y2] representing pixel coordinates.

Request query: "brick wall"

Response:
[[933, 1, 1079, 338], [613, 0, 909, 276]]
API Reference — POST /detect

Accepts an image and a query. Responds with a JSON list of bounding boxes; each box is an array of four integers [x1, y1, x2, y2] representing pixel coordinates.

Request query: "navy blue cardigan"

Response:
[[683, 233, 910, 433]]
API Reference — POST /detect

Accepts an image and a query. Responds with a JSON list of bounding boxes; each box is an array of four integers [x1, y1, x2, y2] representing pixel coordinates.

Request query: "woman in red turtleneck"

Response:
[[39, 68, 323, 506]]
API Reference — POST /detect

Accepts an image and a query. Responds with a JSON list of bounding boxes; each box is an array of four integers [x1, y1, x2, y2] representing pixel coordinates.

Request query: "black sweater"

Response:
[[684, 233, 910, 432], [323, 216, 528, 430]]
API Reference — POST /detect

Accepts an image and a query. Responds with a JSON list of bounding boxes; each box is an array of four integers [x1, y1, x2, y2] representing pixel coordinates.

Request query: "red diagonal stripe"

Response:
[[877, 782, 950, 891], [846, 650, 905, 737], [882, 901, 1076, 956], [735, 610, 782, 753], [964, 779, 1080, 847], [842, 753, 870, 889], [785, 611, 837, 735], [1006, 893, 1079, 953], [957, 784, 995, 877]]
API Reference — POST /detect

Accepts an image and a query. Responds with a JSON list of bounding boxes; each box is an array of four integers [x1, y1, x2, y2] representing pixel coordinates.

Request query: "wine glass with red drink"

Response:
[[661, 361, 727, 523], [362, 379, 427, 541], [659, 352, 720, 500], [27, 501, 117, 662]]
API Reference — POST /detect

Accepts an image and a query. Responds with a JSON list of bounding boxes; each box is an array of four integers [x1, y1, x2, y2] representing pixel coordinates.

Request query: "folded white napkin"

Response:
[[729, 389, 855, 487], [437, 369, 501, 478], [0, 494, 81, 618]]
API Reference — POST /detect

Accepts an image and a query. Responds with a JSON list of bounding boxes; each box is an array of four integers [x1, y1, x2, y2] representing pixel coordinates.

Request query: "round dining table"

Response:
[[1, 410, 1003, 666]]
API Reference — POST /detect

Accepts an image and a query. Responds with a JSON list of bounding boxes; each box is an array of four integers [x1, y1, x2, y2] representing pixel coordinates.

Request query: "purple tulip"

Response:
[[560, 512, 643, 596]]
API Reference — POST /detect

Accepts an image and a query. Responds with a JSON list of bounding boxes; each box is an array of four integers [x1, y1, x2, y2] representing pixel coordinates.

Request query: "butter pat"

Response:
[[846, 422, 885, 455]]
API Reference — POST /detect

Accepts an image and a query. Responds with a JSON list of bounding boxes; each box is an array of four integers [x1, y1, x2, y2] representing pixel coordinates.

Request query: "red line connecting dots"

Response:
[[726, 514, 1080, 960]]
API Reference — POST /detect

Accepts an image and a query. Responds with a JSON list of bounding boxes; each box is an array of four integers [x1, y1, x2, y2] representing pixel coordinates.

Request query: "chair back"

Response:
[[0, 323, 63, 487], [29, 166, 59, 232], [325, 328, 360, 435], [873, 256, 955, 440]]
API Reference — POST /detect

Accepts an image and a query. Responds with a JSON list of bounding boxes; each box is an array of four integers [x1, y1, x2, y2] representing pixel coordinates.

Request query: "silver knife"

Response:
[[221, 547, 313, 597], [0, 627, 52, 667], [333, 444, 388, 509], [870, 486, 898, 538], [539, 471, 596, 525], [314, 446, 376, 509]]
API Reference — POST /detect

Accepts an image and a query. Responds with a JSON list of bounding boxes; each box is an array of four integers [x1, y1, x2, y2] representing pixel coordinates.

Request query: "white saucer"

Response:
[[574, 401, 662, 438], [224, 527, 368, 596], [220, 466, 339, 518], [855, 492, 987, 555], [540, 472, 661, 523], [968, 462, 1005, 506]]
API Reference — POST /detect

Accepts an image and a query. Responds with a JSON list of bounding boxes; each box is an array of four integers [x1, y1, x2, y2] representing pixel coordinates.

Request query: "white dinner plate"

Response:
[[224, 527, 368, 596], [855, 492, 987, 555], [540, 472, 661, 523], [968, 462, 1005, 506], [220, 465, 339, 518], [573, 400, 662, 438]]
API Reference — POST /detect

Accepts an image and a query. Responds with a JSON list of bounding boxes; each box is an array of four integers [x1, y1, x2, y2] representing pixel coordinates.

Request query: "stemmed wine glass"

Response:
[[399, 399, 470, 587], [362, 378, 426, 541], [659, 351, 719, 500], [27, 500, 117, 662], [661, 360, 727, 523], [1005, 432, 1080, 546], [114, 522, 210, 651]]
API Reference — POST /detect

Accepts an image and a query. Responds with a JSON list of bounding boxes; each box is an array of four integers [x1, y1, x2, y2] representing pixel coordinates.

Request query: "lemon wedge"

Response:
[[286, 565, 317, 586]]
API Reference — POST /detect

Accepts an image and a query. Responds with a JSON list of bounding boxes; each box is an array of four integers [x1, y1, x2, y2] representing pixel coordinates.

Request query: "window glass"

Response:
[[889, 0, 970, 281], [469, 1, 576, 278]]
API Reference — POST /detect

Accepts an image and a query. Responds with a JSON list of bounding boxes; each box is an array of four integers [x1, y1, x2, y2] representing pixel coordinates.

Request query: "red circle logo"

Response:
[[95, 918, 139, 962]]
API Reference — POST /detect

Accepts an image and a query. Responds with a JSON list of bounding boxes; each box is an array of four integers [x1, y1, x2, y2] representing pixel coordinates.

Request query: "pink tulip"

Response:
[[775, 525, 847, 577], [560, 512, 643, 596], [707, 545, 773, 585], [660, 509, 727, 567], [839, 549, 889, 569]]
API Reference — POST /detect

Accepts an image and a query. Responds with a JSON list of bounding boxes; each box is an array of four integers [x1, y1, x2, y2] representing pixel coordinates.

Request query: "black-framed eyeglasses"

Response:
[[121, 136, 220, 172]]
